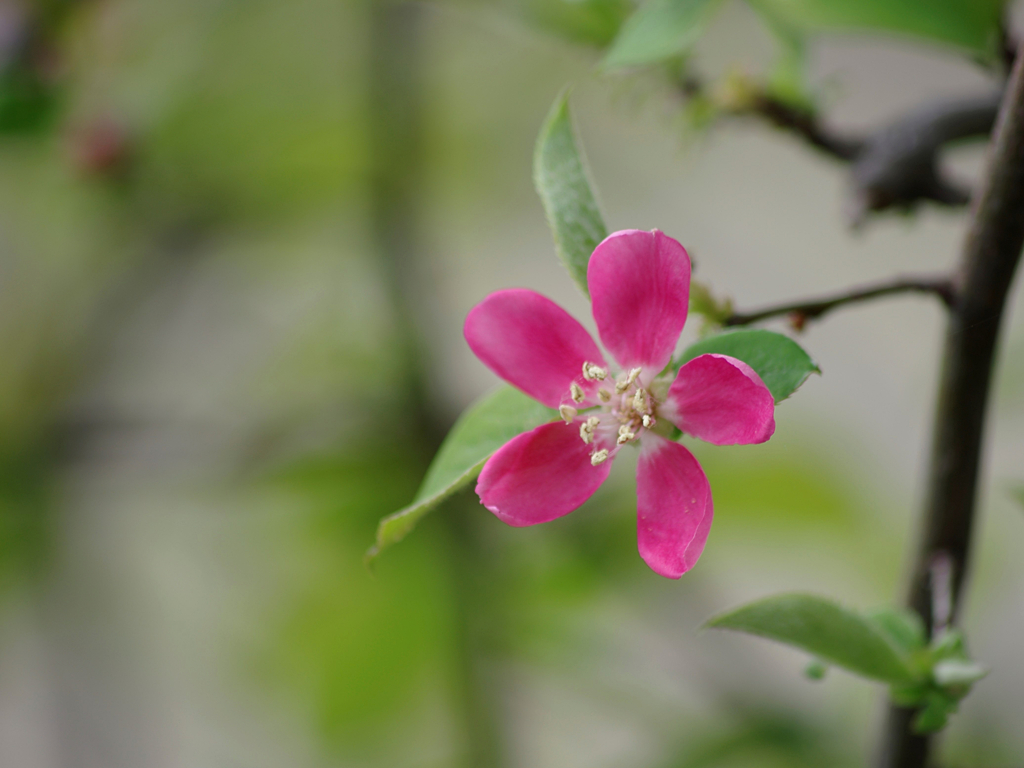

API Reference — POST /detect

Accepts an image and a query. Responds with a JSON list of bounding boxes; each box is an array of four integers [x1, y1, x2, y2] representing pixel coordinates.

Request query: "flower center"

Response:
[[561, 362, 661, 466]]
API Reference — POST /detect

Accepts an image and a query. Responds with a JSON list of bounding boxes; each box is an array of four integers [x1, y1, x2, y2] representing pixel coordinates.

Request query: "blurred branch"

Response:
[[680, 75, 1001, 225], [368, 3, 507, 766], [849, 92, 1001, 225], [722, 273, 955, 329], [877, 39, 1024, 768], [744, 90, 862, 161]]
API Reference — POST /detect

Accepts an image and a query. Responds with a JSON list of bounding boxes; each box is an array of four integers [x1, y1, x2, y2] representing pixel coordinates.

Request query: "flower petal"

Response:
[[588, 229, 690, 374], [477, 421, 612, 527], [636, 435, 713, 579], [663, 354, 775, 445], [464, 289, 606, 409]]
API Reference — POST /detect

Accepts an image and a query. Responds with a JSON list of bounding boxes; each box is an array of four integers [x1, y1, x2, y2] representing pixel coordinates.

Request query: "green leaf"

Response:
[[706, 593, 918, 684], [366, 387, 556, 562], [865, 607, 926, 656], [525, 0, 633, 48], [765, 25, 813, 110], [676, 329, 820, 402], [913, 692, 958, 733], [745, 0, 1004, 61], [534, 89, 608, 296], [603, 0, 724, 69]]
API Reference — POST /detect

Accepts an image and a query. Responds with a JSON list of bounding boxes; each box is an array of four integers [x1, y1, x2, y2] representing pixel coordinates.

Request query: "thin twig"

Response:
[[749, 92, 862, 161], [877, 38, 1024, 768], [722, 274, 955, 328]]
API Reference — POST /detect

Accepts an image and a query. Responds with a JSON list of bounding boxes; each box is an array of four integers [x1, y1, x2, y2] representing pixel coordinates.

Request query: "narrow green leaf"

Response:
[[367, 387, 556, 562], [745, 0, 1003, 61], [676, 329, 820, 402], [534, 89, 607, 296], [603, 0, 723, 69], [706, 593, 918, 684]]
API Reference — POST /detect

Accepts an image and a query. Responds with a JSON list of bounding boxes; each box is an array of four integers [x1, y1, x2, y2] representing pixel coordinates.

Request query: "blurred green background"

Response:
[[0, 0, 1022, 766]]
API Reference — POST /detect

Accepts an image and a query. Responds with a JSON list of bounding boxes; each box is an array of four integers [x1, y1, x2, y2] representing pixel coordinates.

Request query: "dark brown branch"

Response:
[[678, 75, 1001, 222], [749, 92, 863, 161], [723, 274, 955, 329], [877, 40, 1024, 768], [850, 92, 1002, 225]]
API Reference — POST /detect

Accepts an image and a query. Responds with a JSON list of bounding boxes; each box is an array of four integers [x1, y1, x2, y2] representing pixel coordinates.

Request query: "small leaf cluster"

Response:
[[887, 624, 988, 733], [708, 594, 987, 734], [600, 0, 1003, 71]]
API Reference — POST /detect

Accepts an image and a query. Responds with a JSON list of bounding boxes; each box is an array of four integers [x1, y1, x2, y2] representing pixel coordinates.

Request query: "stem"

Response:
[[877, 42, 1024, 768], [723, 274, 954, 328]]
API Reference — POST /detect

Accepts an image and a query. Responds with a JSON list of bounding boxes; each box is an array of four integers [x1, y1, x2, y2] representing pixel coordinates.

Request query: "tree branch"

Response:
[[679, 76, 1001, 223], [876, 39, 1024, 768], [748, 91, 863, 161], [722, 274, 955, 329], [849, 92, 1001, 225]]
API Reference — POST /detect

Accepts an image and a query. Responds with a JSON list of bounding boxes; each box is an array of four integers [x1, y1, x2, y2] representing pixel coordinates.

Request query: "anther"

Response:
[[590, 449, 609, 466], [582, 362, 607, 381], [579, 416, 600, 445], [597, 388, 611, 402], [570, 382, 585, 403], [642, 414, 655, 428], [617, 424, 635, 445], [559, 404, 578, 424], [632, 388, 650, 414], [615, 367, 643, 394]]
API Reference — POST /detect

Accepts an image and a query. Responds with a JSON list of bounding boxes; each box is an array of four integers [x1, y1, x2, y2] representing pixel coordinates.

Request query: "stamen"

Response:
[[617, 424, 636, 445], [615, 367, 642, 394], [570, 382, 585, 403], [642, 414, 655, 428], [559, 404, 578, 424], [590, 449, 609, 466], [582, 362, 608, 381], [597, 388, 611, 402], [579, 416, 600, 445], [632, 388, 650, 414]]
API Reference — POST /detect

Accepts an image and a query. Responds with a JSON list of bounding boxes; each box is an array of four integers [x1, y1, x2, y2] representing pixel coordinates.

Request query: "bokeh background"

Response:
[[0, 0, 1022, 766]]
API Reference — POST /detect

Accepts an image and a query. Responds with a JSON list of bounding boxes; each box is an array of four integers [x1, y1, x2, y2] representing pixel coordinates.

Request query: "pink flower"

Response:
[[464, 230, 775, 578]]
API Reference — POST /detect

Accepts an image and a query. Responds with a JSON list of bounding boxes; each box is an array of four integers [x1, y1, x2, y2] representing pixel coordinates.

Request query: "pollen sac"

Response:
[[632, 388, 650, 414], [642, 414, 655, 428], [579, 416, 600, 445], [617, 424, 636, 445], [615, 367, 642, 394], [597, 388, 611, 402], [559, 404, 578, 423], [570, 382, 585, 403], [590, 449, 609, 466], [582, 361, 607, 381]]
